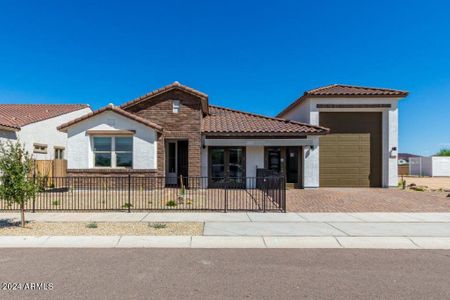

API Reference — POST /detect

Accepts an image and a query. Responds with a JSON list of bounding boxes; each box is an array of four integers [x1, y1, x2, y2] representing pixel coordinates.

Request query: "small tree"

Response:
[[436, 148, 450, 156], [0, 141, 39, 227]]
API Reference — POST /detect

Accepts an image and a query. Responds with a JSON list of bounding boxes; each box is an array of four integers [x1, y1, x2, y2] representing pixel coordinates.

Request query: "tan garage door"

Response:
[[319, 112, 382, 187], [320, 134, 371, 187]]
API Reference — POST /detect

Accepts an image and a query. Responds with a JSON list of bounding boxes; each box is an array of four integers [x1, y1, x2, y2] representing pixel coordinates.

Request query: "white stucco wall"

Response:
[[432, 157, 450, 176], [280, 97, 403, 187], [0, 108, 92, 160], [410, 157, 450, 177], [66, 111, 158, 170], [303, 137, 320, 188]]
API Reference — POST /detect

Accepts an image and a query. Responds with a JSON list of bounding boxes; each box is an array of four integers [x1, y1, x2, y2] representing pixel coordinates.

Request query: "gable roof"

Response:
[[277, 84, 408, 117], [202, 105, 329, 136], [57, 104, 163, 132], [305, 84, 409, 97], [0, 104, 89, 131], [120, 81, 209, 114]]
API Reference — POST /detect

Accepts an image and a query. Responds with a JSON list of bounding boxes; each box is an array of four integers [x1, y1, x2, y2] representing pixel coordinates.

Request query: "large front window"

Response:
[[93, 137, 133, 168]]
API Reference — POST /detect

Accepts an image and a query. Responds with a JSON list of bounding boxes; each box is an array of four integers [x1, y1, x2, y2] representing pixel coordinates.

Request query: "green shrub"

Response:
[[166, 200, 177, 207], [149, 223, 167, 229], [86, 222, 98, 229], [52, 200, 60, 206], [122, 202, 133, 209]]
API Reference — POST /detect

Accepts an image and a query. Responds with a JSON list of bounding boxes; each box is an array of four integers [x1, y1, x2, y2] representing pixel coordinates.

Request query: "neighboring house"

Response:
[[58, 82, 408, 188], [0, 104, 92, 160], [398, 153, 420, 164], [410, 156, 450, 177], [277, 84, 408, 187]]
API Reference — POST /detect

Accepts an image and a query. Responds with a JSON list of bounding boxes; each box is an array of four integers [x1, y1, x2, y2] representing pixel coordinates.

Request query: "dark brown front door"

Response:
[[286, 147, 299, 183]]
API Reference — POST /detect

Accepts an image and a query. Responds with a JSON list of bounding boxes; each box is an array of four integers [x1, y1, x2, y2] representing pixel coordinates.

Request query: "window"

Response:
[[33, 143, 48, 154], [54, 147, 65, 159], [172, 100, 180, 113], [93, 137, 133, 168]]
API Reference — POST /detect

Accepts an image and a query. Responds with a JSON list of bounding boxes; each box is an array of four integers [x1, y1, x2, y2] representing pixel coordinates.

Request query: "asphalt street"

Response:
[[0, 249, 449, 299]]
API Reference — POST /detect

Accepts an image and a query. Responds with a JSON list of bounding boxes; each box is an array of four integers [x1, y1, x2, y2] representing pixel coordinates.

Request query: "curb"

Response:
[[0, 236, 449, 249]]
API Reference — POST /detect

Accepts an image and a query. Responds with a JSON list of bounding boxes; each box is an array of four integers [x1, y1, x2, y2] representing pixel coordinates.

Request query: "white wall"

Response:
[[66, 110, 158, 170], [303, 137, 320, 188], [281, 97, 402, 187], [432, 157, 450, 176], [410, 157, 450, 177], [0, 108, 91, 160]]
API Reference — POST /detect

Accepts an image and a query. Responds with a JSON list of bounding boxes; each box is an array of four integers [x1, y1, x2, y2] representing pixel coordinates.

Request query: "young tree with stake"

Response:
[[0, 141, 39, 227]]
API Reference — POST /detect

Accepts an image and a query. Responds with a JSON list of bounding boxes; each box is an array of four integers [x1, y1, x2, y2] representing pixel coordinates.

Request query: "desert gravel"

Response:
[[0, 222, 203, 236]]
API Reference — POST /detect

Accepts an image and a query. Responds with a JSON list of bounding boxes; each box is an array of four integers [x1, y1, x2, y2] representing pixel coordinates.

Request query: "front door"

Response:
[[166, 140, 189, 186], [286, 147, 298, 183], [209, 147, 245, 188]]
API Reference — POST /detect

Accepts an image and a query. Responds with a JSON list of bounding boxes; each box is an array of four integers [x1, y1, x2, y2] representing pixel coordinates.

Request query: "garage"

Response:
[[319, 112, 382, 187]]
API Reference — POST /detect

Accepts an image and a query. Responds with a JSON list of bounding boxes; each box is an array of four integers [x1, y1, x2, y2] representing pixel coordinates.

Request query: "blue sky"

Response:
[[0, 0, 449, 155]]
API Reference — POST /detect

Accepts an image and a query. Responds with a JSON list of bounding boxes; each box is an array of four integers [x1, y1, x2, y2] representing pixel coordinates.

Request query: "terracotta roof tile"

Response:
[[0, 104, 89, 130], [57, 104, 163, 132], [277, 84, 408, 117], [306, 84, 408, 96], [202, 105, 328, 136]]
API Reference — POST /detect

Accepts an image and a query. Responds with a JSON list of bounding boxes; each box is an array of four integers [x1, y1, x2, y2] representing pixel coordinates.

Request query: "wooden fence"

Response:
[[34, 160, 67, 177]]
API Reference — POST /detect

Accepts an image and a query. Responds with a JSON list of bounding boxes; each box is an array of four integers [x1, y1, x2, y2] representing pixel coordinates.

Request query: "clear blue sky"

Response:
[[1, 0, 449, 156]]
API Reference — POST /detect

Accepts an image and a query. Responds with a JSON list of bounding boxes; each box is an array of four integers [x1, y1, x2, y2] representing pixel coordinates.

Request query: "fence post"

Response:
[[262, 178, 266, 213], [127, 174, 131, 213], [282, 176, 287, 213], [224, 179, 228, 213], [32, 174, 36, 213]]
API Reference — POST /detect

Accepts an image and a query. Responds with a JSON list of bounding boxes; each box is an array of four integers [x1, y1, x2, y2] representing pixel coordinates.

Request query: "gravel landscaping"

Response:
[[0, 221, 203, 236]]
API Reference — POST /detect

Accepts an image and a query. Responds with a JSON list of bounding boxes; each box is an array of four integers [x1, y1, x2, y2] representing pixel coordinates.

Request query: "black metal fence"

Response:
[[0, 176, 286, 212]]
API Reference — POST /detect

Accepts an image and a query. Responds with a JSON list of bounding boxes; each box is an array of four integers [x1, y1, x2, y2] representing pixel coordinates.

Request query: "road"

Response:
[[0, 249, 449, 299]]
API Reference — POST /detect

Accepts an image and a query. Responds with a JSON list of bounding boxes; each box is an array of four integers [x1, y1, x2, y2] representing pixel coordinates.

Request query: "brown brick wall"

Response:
[[124, 89, 203, 177]]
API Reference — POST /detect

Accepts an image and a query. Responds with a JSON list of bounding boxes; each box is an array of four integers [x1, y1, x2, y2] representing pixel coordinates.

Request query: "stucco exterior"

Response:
[[0, 107, 91, 160], [65, 110, 158, 170], [280, 97, 402, 187]]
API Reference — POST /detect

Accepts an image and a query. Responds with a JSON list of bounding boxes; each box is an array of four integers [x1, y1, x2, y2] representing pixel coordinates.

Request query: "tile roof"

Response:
[[121, 81, 209, 113], [57, 104, 163, 132], [305, 84, 408, 96], [277, 84, 408, 117], [202, 105, 329, 136], [0, 104, 89, 130]]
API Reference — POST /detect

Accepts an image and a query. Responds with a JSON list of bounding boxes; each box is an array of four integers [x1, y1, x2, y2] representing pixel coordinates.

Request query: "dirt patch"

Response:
[[0, 221, 203, 236], [402, 176, 450, 190]]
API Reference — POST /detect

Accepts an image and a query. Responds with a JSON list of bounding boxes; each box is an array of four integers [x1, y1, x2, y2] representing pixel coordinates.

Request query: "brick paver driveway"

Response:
[[287, 188, 450, 212]]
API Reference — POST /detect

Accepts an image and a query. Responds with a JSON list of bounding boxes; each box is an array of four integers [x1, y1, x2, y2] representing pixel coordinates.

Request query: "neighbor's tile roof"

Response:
[[202, 105, 329, 135], [305, 84, 408, 96], [277, 84, 408, 117], [57, 104, 163, 132], [0, 104, 89, 130]]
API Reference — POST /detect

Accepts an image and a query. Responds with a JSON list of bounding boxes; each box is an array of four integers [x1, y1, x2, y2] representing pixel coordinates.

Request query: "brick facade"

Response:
[[124, 89, 204, 177]]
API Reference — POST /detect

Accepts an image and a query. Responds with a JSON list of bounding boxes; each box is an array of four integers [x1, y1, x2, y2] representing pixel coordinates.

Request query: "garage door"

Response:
[[319, 112, 382, 187]]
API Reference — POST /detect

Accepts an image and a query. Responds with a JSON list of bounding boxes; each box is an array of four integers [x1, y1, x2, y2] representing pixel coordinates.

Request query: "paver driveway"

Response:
[[287, 188, 450, 212]]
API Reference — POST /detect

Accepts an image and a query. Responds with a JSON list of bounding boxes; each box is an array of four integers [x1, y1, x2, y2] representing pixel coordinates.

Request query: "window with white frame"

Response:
[[54, 147, 65, 160], [33, 143, 48, 154], [93, 136, 133, 168], [172, 100, 180, 113]]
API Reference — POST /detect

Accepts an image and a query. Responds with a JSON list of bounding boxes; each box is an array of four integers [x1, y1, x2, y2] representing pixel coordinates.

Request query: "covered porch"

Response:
[[202, 137, 320, 189]]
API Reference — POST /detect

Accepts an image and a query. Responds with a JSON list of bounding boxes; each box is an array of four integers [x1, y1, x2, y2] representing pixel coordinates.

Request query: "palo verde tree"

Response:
[[0, 141, 39, 227], [436, 148, 450, 156]]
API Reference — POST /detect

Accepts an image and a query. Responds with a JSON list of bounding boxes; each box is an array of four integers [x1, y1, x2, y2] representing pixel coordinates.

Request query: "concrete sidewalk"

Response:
[[1, 212, 450, 223], [1, 212, 450, 249]]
